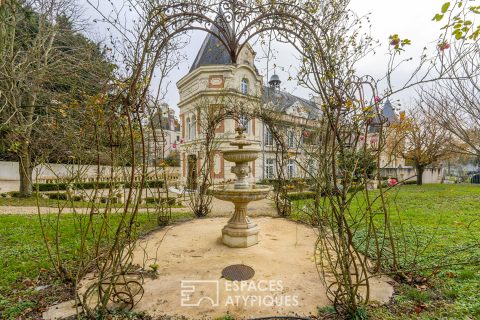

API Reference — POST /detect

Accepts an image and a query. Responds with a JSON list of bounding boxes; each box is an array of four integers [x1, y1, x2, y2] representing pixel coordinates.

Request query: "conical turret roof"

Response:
[[190, 14, 234, 72]]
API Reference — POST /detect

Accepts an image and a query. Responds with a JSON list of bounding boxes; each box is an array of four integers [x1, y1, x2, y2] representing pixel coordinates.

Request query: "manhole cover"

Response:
[[221, 264, 255, 281]]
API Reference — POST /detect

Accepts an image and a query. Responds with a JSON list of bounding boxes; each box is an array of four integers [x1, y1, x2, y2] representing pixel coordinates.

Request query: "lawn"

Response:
[[0, 184, 478, 319], [0, 211, 193, 319], [293, 184, 480, 319]]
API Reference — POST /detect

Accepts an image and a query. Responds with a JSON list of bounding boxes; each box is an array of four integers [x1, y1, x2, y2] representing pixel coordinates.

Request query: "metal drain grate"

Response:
[[221, 264, 255, 281]]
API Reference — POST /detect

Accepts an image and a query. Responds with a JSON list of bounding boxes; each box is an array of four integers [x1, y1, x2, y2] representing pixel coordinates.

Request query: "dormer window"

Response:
[[240, 78, 249, 94]]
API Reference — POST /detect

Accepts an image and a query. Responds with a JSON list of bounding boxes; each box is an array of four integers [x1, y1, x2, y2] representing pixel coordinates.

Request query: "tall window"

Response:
[[186, 118, 191, 140], [265, 158, 275, 179], [287, 130, 295, 148], [287, 159, 295, 179], [190, 115, 196, 139], [240, 78, 249, 94], [264, 127, 273, 146]]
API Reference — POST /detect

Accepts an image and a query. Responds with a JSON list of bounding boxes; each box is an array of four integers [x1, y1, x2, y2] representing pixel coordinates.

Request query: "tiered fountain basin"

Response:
[[209, 127, 272, 248], [209, 184, 272, 203], [222, 150, 259, 163], [209, 184, 272, 247]]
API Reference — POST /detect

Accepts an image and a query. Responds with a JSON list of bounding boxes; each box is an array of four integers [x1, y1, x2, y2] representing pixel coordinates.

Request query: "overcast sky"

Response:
[[82, 0, 444, 113]]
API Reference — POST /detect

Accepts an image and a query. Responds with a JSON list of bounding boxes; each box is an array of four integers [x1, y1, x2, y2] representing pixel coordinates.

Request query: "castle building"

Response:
[[176, 18, 320, 188], [368, 99, 406, 169], [146, 102, 181, 165]]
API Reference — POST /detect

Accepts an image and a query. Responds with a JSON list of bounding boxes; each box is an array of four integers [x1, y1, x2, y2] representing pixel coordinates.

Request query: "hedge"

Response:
[[34, 180, 164, 191], [48, 193, 84, 201], [145, 197, 176, 205], [259, 178, 315, 192], [284, 191, 316, 201]]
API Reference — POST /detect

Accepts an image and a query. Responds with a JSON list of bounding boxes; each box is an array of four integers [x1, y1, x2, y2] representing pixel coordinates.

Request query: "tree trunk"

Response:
[[18, 146, 33, 197], [416, 166, 424, 186]]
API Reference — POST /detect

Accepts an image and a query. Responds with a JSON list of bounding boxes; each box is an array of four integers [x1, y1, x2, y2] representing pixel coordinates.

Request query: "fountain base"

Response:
[[222, 224, 259, 248], [221, 202, 259, 248]]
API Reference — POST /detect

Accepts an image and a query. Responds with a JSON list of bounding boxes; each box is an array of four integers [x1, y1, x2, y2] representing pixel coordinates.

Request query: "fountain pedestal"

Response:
[[209, 127, 272, 248], [222, 201, 259, 247]]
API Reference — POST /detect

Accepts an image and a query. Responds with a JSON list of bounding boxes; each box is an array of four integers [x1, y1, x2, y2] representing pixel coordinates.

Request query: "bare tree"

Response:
[[395, 107, 452, 185], [0, 0, 111, 196], [419, 43, 480, 158]]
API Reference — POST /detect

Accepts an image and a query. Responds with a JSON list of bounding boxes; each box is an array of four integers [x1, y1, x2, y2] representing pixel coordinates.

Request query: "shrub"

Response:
[[72, 195, 84, 201], [34, 180, 164, 191], [145, 197, 175, 205], [47, 193, 85, 201], [99, 196, 120, 204], [48, 193, 68, 200], [285, 191, 316, 201], [347, 185, 365, 193], [259, 178, 315, 191]]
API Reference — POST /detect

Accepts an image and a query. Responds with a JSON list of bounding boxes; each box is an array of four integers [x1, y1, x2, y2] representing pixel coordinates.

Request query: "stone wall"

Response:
[[380, 167, 444, 184], [0, 161, 180, 192]]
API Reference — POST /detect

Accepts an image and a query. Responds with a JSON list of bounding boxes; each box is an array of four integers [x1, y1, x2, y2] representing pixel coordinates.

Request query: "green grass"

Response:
[[1, 184, 479, 319], [0, 211, 193, 319], [292, 184, 480, 319]]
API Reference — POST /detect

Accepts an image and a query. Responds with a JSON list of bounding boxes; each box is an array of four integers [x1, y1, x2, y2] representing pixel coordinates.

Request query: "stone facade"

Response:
[[175, 19, 404, 187], [146, 103, 181, 165], [176, 38, 320, 187]]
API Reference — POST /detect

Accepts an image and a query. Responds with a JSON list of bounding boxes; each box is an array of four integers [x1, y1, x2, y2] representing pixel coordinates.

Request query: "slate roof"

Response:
[[381, 99, 397, 124], [190, 14, 233, 72], [262, 86, 320, 119], [369, 99, 398, 132], [189, 14, 319, 119]]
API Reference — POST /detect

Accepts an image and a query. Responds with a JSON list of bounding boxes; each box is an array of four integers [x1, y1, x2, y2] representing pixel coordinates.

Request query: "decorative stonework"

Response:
[[208, 75, 224, 88]]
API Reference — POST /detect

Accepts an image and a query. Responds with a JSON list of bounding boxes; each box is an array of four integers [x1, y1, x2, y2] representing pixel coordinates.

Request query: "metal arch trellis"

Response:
[[87, 0, 387, 317], [155, 0, 324, 62], [127, 0, 335, 106], [152, 0, 376, 313]]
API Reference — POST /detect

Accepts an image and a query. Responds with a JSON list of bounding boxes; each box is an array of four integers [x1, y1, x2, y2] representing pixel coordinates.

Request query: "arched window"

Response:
[[191, 115, 197, 139], [240, 78, 248, 94], [186, 118, 191, 140]]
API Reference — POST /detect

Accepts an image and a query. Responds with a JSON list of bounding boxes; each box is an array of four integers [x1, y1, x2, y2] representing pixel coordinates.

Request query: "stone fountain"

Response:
[[209, 127, 272, 248]]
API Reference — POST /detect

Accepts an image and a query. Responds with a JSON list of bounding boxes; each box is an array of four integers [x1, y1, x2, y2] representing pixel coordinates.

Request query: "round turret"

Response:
[[268, 74, 281, 90]]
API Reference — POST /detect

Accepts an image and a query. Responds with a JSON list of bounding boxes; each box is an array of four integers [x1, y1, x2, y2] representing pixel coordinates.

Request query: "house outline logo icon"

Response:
[[180, 280, 220, 307]]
